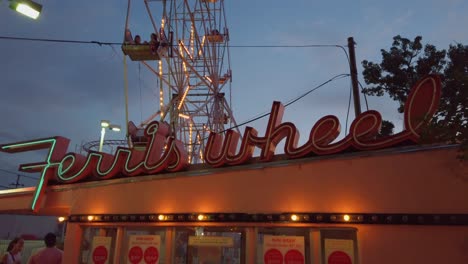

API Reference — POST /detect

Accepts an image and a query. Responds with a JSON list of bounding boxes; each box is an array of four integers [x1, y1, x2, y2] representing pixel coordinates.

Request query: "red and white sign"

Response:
[[263, 235, 305, 264], [324, 239, 354, 264], [90, 236, 112, 264], [127, 235, 161, 264]]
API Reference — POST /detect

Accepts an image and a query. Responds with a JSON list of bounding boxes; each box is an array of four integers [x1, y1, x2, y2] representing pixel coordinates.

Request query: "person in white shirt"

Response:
[[1, 237, 24, 264]]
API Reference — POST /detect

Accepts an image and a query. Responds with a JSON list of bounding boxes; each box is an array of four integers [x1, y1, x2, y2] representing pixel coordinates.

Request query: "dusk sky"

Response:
[[0, 0, 467, 189]]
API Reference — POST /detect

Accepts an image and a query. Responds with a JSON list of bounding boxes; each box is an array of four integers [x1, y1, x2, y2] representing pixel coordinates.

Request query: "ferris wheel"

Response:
[[122, 0, 238, 164]]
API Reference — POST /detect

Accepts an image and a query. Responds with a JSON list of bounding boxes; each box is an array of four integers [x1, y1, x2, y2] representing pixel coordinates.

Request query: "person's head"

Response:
[[7, 237, 24, 253], [44, 233, 57, 248], [134, 35, 141, 44]]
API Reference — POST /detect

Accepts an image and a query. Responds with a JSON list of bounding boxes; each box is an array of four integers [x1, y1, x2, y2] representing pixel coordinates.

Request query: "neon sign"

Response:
[[0, 75, 441, 212]]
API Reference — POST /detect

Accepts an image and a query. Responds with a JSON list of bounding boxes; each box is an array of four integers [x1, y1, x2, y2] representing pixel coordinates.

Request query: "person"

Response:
[[1, 237, 24, 264], [27, 233, 63, 264], [150, 33, 160, 54], [124, 29, 134, 44]]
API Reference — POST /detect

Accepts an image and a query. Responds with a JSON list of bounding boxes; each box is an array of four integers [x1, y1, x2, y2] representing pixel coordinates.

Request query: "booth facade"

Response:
[[0, 145, 467, 264]]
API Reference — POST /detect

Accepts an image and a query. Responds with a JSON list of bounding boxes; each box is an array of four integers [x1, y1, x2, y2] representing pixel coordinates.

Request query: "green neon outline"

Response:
[[2, 139, 56, 150], [28, 138, 57, 211], [56, 122, 187, 182]]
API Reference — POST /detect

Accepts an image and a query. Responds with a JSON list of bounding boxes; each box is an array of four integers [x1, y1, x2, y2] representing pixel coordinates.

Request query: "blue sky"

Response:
[[0, 0, 467, 188]]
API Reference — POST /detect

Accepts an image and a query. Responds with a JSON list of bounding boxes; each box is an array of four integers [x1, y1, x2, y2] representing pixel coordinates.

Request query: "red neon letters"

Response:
[[204, 75, 441, 166], [0, 75, 441, 212]]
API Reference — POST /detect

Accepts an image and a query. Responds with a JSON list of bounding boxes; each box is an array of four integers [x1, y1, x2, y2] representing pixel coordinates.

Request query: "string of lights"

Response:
[[68, 212, 468, 226]]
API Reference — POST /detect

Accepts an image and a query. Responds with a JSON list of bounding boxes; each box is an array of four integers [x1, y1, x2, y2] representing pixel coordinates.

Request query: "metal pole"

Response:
[[347, 37, 362, 116], [99, 127, 106, 152]]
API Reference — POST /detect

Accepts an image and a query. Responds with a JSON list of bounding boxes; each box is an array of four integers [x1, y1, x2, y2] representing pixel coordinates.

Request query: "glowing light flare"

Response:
[[87, 215, 94, 221], [158, 214, 166, 221], [291, 214, 299, 221], [197, 214, 205, 221], [343, 214, 351, 222], [58, 216, 66, 222]]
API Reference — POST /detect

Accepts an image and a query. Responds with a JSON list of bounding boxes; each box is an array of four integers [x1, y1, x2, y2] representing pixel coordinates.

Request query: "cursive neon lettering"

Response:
[[0, 75, 441, 212]]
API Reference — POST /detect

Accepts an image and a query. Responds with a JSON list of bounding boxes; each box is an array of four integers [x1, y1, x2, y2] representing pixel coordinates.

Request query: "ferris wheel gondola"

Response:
[[121, 0, 239, 164]]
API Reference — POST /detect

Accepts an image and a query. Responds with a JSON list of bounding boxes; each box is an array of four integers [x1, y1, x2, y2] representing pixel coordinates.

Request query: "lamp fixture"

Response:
[[98, 120, 121, 152], [9, 0, 42, 19], [100, 120, 111, 128], [109, 124, 121, 132]]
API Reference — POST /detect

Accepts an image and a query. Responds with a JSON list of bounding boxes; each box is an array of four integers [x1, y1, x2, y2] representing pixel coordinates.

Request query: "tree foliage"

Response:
[[361, 35, 468, 157]]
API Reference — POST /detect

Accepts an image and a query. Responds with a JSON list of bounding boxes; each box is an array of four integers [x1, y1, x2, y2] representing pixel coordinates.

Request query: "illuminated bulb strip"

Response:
[[188, 122, 193, 163], [198, 36, 206, 57], [205, 76, 213, 83], [199, 149, 204, 162], [197, 134, 204, 162], [179, 113, 190, 119], [178, 85, 191, 110], [179, 41, 193, 60], [68, 213, 468, 226], [159, 60, 164, 116], [190, 24, 195, 56]]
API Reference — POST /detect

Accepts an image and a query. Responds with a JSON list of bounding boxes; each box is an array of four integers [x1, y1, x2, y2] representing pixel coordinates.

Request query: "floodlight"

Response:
[[9, 0, 42, 20]]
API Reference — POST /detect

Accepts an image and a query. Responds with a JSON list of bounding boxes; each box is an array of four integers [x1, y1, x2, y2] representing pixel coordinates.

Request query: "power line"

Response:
[[0, 36, 117, 46], [0, 168, 39, 180], [222, 73, 350, 133], [0, 35, 348, 51]]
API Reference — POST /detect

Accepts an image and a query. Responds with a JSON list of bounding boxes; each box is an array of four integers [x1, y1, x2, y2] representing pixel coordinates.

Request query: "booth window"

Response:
[[120, 227, 167, 264], [320, 228, 359, 264], [79, 227, 117, 264], [173, 226, 245, 264], [256, 227, 311, 264]]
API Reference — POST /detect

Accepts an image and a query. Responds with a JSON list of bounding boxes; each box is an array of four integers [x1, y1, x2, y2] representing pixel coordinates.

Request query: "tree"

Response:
[[361, 35, 468, 157]]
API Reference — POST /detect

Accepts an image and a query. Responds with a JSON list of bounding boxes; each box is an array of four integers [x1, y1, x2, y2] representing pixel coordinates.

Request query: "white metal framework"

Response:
[[123, 0, 237, 164]]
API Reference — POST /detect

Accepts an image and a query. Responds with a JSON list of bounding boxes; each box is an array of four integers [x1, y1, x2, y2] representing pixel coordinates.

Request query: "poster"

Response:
[[324, 239, 354, 264], [188, 236, 234, 263], [90, 236, 112, 264], [263, 235, 305, 264], [127, 235, 161, 264]]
